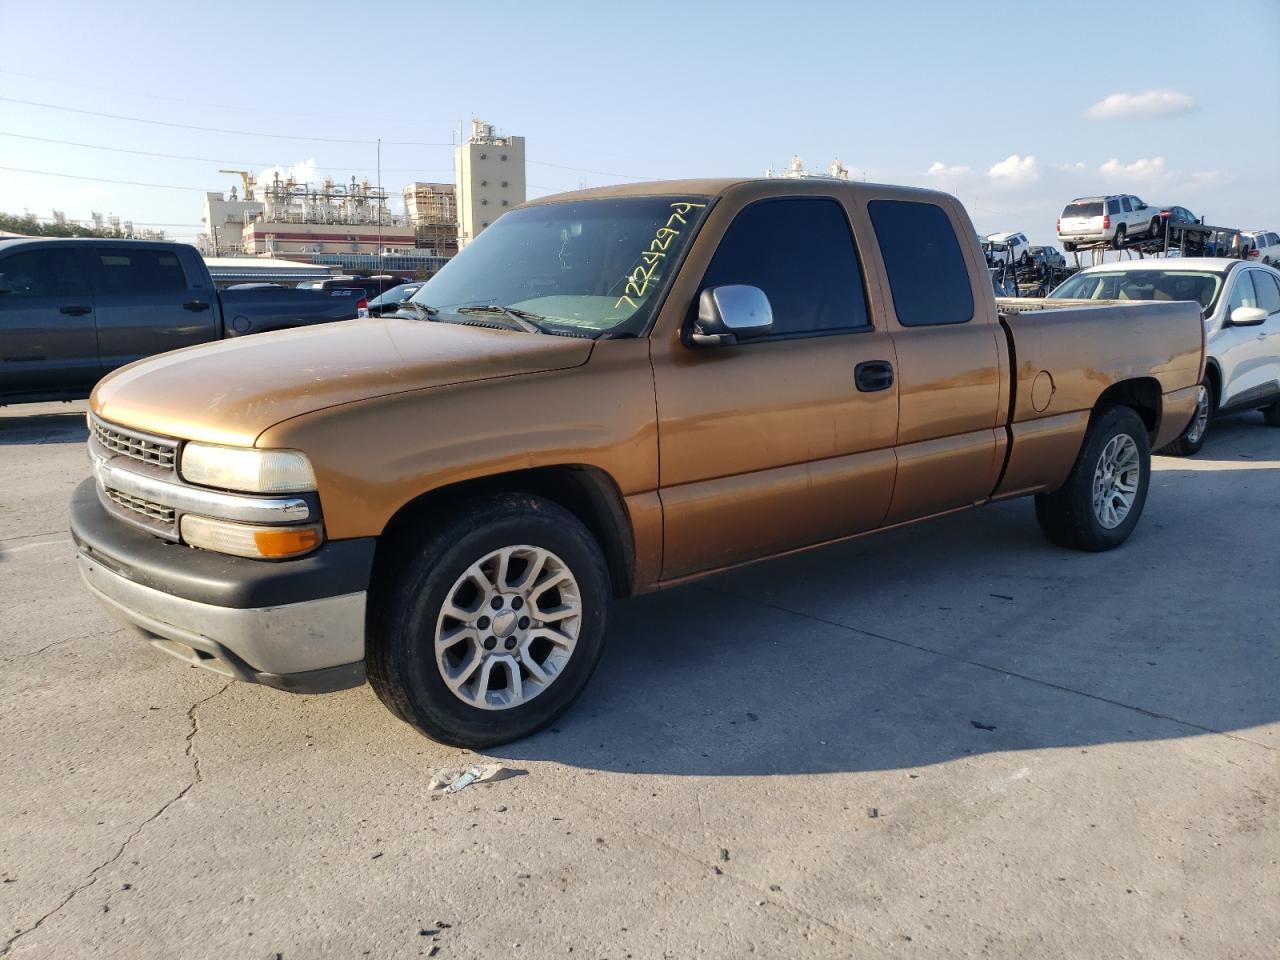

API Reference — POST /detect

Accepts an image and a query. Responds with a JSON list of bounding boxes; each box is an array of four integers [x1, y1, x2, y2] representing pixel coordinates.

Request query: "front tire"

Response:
[[1035, 405, 1151, 552], [367, 494, 610, 748], [1159, 379, 1214, 455]]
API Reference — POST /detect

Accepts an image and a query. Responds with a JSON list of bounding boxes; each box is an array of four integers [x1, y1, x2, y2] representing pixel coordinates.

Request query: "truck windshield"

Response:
[[1049, 270, 1224, 310], [409, 195, 711, 337], [1062, 202, 1103, 218]]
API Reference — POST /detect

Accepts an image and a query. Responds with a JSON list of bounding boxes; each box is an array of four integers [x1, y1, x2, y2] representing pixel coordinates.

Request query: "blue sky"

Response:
[[1, 0, 1277, 248]]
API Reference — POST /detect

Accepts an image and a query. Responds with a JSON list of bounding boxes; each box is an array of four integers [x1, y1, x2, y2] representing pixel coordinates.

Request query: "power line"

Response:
[[0, 131, 452, 174], [0, 96, 453, 146], [0, 166, 214, 192], [0, 68, 426, 125], [527, 158, 648, 181]]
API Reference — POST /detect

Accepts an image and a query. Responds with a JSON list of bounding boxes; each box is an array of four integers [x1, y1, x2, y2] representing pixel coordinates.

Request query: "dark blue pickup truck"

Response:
[[0, 237, 363, 403]]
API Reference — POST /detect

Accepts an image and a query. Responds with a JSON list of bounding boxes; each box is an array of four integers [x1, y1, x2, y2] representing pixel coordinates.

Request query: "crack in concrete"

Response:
[[0, 629, 124, 665], [716, 588, 1274, 752], [0, 683, 229, 957]]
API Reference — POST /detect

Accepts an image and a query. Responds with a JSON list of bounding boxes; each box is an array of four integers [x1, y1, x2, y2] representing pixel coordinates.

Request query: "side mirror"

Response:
[[1229, 306, 1267, 327], [690, 285, 774, 347]]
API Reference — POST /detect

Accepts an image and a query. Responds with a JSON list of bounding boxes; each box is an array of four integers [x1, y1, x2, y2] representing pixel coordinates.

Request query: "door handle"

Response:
[[183, 300, 210, 312], [855, 360, 895, 392], [59, 304, 92, 316]]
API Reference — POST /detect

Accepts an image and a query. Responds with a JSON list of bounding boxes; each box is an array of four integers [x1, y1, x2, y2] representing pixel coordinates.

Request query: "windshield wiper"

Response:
[[454, 304, 546, 333], [396, 300, 439, 320]]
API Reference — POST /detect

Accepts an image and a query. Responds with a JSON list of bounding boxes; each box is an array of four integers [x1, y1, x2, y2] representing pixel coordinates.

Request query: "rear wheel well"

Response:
[[1094, 377, 1161, 440], [372, 466, 635, 600]]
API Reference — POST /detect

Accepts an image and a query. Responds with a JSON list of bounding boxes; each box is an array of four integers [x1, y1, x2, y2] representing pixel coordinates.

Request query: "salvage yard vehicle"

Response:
[[985, 231, 1030, 266], [0, 238, 365, 404], [70, 178, 1204, 747], [1056, 194, 1163, 250], [1048, 258, 1280, 454], [1245, 230, 1280, 266]]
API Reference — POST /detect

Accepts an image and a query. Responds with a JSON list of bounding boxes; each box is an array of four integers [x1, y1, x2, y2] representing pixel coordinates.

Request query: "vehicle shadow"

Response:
[[0, 409, 89, 445], [503, 434, 1278, 775]]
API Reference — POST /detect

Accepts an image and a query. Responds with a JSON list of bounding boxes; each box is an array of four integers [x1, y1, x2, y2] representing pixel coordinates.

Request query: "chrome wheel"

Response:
[[1185, 385, 1210, 445], [1091, 434, 1140, 529], [434, 545, 581, 710]]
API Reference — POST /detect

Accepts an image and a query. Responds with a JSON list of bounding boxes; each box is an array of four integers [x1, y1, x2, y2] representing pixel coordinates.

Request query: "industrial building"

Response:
[[454, 118, 526, 248], [403, 181, 458, 258], [199, 181, 263, 257]]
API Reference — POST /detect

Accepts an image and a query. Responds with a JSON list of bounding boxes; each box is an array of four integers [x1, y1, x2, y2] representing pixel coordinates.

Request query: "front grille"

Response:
[[91, 418, 178, 470], [103, 486, 178, 535]]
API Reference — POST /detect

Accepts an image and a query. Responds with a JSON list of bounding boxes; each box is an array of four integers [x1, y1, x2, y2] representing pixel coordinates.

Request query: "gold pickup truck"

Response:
[[71, 179, 1204, 746]]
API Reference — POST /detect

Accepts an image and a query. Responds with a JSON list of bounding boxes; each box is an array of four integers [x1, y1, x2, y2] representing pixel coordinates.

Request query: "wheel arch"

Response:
[[373, 465, 637, 599], [1094, 376, 1161, 441], [1203, 358, 1223, 408]]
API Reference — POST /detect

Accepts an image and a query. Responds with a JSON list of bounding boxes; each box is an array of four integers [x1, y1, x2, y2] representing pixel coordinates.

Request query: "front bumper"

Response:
[[70, 478, 375, 692]]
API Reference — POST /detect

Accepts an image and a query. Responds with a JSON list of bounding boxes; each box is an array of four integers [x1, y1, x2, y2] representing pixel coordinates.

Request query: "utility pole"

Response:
[[376, 137, 383, 273]]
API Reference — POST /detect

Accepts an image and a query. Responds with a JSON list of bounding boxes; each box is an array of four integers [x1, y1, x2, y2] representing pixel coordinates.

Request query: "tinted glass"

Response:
[[697, 198, 870, 336], [1107, 199, 1121, 215], [1253, 272, 1280, 313], [1121, 197, 1133, 212], [1064, 201, 1103, 217], [869, 199, 974, 327], [1050, 269, 1223, 309], [0, 248, 86, 298], [95, 248, 188, 294], [1227, 272, 1258, 311]]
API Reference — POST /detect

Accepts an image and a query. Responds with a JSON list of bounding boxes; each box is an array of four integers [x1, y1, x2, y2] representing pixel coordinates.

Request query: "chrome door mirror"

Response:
[[1229, 306, 1267, 327], [690, 285, 774, 347]]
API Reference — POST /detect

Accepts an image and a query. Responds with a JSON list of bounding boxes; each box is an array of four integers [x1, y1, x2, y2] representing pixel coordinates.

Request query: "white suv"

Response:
[[1056, 195, 1163, 251], [1245, 230, 1280, 266], [1047, 258, 1280, 453], [984, 231, 1030, 267]]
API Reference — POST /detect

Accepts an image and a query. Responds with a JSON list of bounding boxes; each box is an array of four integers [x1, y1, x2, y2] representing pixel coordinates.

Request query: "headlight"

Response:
[[180, 515, 323, 559], [180, 442, 316, 493]]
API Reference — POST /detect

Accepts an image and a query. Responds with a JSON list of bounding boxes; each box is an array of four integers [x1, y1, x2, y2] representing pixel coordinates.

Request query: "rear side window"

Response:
[[868, 199, 974, 327], [1253, 272, 1280, 313], [94, 248, 189, 294], [1107, 199, 1121, 215], [697, 197, 870, 337], [0, 247, 87, 298]]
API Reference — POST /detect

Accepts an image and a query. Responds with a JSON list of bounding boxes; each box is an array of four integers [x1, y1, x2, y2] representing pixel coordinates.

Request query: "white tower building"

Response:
[[454, 118, 526, 248]]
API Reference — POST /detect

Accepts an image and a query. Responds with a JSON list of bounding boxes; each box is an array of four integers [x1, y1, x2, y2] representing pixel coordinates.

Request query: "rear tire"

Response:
[[1112, 225, 1128, 250], [367, 494, 610, 748], [1035, 405, 1151, 552], [1149, 217, 1163, 240], [1159, 379, 1214, 455], [1063, 241, 1077, 252]]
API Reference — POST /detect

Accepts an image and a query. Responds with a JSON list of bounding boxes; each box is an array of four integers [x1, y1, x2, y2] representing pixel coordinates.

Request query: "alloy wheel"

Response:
[[1091, 434, 1141, 529]]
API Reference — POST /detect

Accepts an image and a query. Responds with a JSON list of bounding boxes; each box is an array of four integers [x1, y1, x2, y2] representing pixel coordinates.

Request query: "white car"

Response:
[[1245, 229, 1280, 266], [1056, 195, 1163, 251], [1047, 258, 1280, 454], [985, 231, 1030, 267]]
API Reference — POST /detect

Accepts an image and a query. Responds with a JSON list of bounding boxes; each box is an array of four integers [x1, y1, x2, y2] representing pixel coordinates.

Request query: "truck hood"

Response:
[[91, 317, 594, 446]]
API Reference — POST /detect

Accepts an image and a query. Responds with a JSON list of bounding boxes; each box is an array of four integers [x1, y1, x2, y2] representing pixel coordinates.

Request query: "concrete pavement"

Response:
[[1, 401, 1276, 959]]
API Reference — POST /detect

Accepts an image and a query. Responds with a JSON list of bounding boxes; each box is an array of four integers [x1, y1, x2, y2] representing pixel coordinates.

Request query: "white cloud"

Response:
[[257, 159, 319, 186], [1098, 156, 1166, 181], [927, 161, 971, 177], [1086, 90, 1196, 120], [987, 154, 1039, 185]]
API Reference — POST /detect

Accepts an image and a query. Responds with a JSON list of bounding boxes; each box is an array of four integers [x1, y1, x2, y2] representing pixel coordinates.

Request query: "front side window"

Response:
[[695, 197, 870, 337], [0, 248, 86, 299], [1121, 197, 1133, 213], [1227, 272, 1258, 312], [412, 195, 710, 338], [1252, 271, 1280, 314], [94, 248, 188, 295], [869, 199, 974, 327]]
